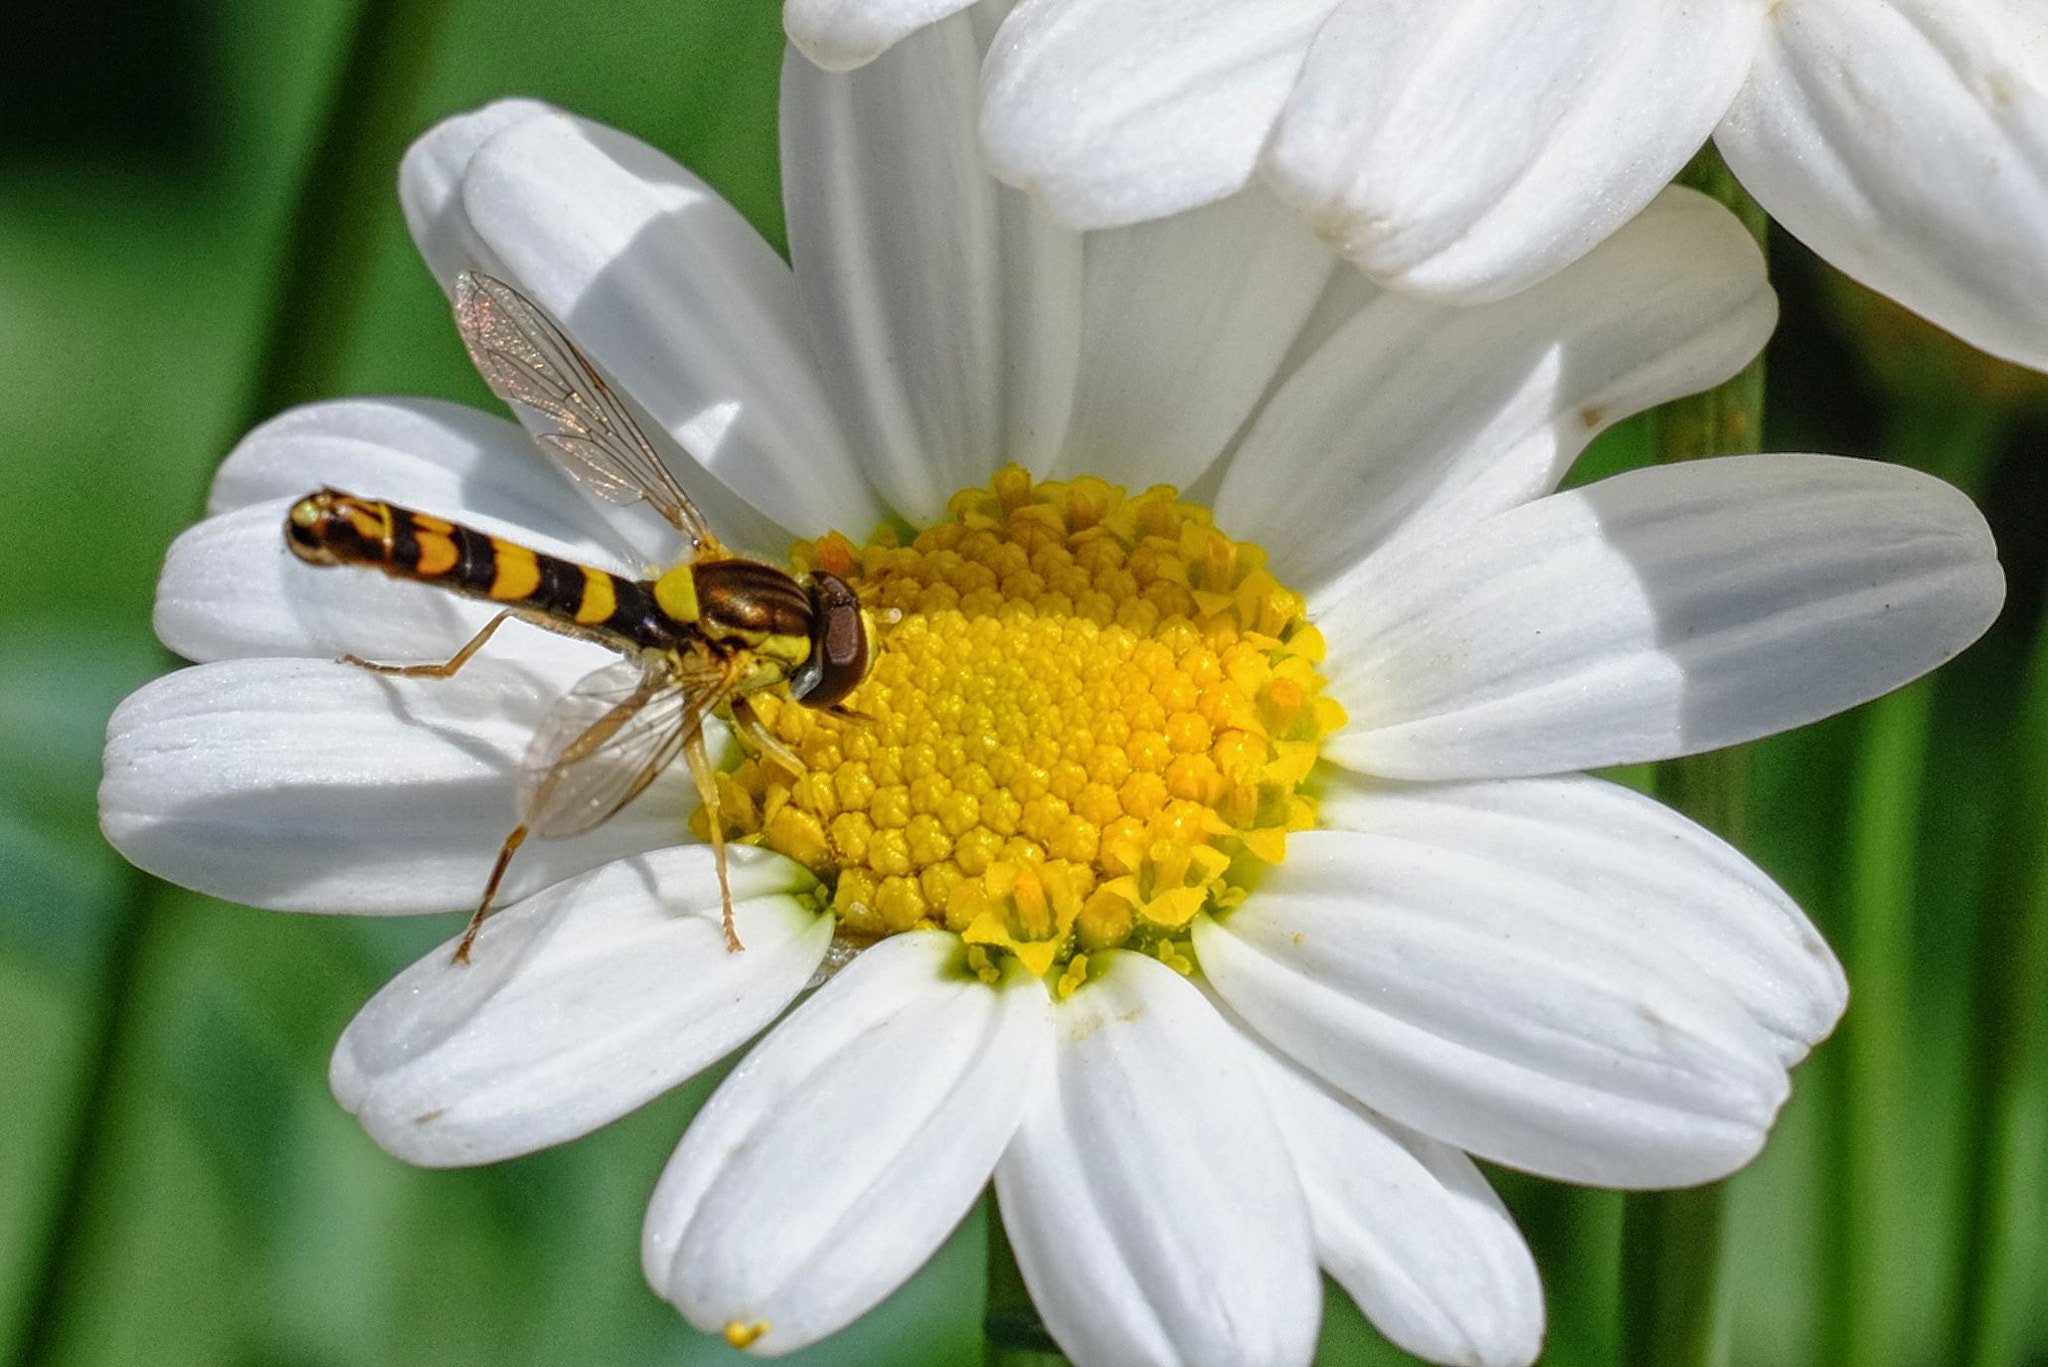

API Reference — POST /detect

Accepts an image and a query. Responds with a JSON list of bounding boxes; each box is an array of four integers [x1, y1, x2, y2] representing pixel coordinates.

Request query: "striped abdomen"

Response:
[[285, 488, 685, 652]]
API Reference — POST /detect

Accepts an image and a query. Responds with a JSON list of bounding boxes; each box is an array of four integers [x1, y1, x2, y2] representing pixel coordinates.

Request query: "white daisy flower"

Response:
[[788, 0, 2048, 372], [101, 10, 2002, 1367]]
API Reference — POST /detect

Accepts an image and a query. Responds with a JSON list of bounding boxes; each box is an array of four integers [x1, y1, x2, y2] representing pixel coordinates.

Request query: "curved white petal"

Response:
[[1195, 830, 1796, 1187], [207, 398, 618, 545], [1056, 188, 1334, 492], [644, 932, 1050, 1354], [1217, 189, 1775, 594], [1318, 454, 2003, 779], [1249, 265, 1384, 413], [99, 657, 694, 914], [454, 110, 878, 545], [331, 847, 829, 1166], [1718, 0, 2048, 371], [1264, 0, 1764, 301], [399, 97, 554, 286], [1316, 771, 1847, 1064], [157, 498, 624, 670], [785, 0, 980, 72], [994, 951, 1320, 1367], [782, 7, 1082, 522], [981, 0, 1341, 229], [1245, 1034, 1543, 1367]]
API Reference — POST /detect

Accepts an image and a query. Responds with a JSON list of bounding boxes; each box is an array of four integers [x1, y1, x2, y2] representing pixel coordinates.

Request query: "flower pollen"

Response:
[[704, 465, 1344, 981], [724, 1321, 769, 1350]]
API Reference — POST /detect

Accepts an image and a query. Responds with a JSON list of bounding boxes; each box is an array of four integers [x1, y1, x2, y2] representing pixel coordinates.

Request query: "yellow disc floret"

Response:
[[699, 466, 1345, 983]]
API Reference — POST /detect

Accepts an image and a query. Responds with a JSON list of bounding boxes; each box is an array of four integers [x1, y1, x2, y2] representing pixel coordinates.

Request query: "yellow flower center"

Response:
[[703, 465, 1344, 988]]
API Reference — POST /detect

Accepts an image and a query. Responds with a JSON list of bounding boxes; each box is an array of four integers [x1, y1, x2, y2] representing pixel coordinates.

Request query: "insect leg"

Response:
[[343, 611, 515, 678], [455, 824, 529, 964], [342, 608, 623, 678], [728, 696, 804, 778], [684, 727, 745, 953], [500, 609, 629, 651]]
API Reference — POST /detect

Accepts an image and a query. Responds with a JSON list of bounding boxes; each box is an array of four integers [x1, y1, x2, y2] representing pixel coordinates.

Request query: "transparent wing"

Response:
[[454, 271, 718, 554], [516, 655, 730, 838]]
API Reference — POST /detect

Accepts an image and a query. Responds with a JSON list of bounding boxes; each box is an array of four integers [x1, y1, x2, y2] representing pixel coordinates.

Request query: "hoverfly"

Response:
[[285, 273, 872, 961]]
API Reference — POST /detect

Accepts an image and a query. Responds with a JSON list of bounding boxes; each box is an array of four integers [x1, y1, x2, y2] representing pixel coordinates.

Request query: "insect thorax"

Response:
[[655, 560, 813, 664]]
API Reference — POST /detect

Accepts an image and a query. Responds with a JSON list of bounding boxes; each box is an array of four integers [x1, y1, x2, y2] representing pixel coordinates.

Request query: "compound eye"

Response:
[[798, 572, 869, 707]]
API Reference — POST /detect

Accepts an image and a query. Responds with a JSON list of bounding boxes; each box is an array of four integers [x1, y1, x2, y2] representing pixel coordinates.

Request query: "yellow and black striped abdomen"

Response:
[[285, 488, 685, 652]]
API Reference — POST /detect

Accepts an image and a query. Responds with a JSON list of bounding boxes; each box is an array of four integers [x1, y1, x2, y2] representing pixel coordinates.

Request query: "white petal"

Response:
[[785, 0, 980, 71], [1195, 830, 1795, 1187], [1245, 1036, 1542, 1367], [1316, 771, 1847, 1065], [157, 498, 624, 670], [332, 846, 829, 1166], [993, 951, 1320, 1367], [1717, 0, 2048, 371], [207, 398, 616, 545], [99, 657, 693, 914], [398, 97, 555, 286], [1249, 264, 1384, 415], [782, 7, 1082, 522], [981, 0, 1341, 229], [644, 931, 1050, 1354], [1056, 189, 1334, 491], [1217, 189, 1776, 594], [455, 110, 879, 544], [1263, 0, 1763, 301], [1319, 454, 2003, 779], [1191, 262, 1382, 503]]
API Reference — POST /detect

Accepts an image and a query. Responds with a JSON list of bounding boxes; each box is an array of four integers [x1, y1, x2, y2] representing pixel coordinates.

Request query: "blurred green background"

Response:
[[1, 1, 2043, 1364]]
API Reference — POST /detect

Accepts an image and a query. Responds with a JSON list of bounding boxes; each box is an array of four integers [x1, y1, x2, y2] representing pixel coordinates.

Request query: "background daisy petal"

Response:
[[1053, 189, 1333, 492], [1195, 830, 1797, 1187], [99, 657, 692, 915], [1318, 454, 2003, 779], [451, 109, 877, 547], [643, 931, 1051, 1355], [1245, 1034, 1544, 1367], [784, 0, 980, 72], [1716, 0, 2048, 371], [994, 951, 1321, 1367], [331, 847, 829, 1167], [980, 0, 1343, 229], [782, 6, 1082, 523], [1216, 188, 1776, 595], [1263, 0, 1764, 301]]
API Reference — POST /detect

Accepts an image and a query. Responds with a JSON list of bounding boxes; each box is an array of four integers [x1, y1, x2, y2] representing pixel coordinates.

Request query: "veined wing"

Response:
[[454, 271, 719, 555], [517, 655, 730, 838]]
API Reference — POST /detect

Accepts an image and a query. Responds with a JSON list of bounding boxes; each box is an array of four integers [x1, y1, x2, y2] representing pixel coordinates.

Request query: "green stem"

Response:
[[1620, 1185, 1731, 1367], [1622, 144, 1766, 1367], [1818, 682, 1930, 1367], [1652, 147, 1769, 467], [6, 876, 170, 1367], [1817, 406, 2002, 1367], [8, 4, 452, 1363], [240, 0, 457, 427], [1951, 608, 2048, 1367], [985, 1202, 1069, 1367]]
